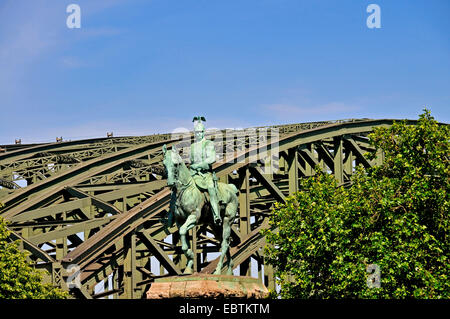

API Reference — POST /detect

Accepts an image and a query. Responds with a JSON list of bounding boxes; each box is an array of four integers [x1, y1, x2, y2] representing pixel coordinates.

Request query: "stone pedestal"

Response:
[[146, 274, 269, 299]]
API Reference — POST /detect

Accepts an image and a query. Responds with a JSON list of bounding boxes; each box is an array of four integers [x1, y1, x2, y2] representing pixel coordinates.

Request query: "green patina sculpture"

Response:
[[162, 116, 238, 275], [190, 116, 221, 225]]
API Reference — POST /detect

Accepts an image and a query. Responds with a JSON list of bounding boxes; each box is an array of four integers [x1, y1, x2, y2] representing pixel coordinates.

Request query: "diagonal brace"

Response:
[[136, 230, 181, 275], [250, 166, 286, 203]]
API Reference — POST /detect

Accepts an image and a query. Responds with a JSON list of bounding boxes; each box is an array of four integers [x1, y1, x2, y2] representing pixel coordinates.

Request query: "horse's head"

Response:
[[162, 144, 183, 187]]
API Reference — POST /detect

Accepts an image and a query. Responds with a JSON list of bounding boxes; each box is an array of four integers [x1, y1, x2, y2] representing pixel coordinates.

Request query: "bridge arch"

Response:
[[0, 119, 409, 298]]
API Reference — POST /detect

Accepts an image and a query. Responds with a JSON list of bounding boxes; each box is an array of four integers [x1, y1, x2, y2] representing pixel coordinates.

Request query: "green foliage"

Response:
[[263, 110, 449, 298], [0, 210, 69, 299]]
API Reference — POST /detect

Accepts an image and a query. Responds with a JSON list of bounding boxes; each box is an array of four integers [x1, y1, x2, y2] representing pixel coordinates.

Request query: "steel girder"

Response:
[[0, 119, 410, 298]]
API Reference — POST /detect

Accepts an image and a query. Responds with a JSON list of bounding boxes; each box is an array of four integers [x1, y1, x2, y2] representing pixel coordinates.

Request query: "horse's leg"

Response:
[[225, 244, 234, 276], [214, 205, 234, 275], [224, 201, 237, 275], [179, 213, 197, 274], [213, 218, 229, 275], [165, 190, 177, 228]]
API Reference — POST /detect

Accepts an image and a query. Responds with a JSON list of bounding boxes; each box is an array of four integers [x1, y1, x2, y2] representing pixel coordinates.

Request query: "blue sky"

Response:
[[0, 0, 448, 144]]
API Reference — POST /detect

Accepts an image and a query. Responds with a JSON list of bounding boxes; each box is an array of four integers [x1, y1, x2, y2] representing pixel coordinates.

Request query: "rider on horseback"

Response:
[[190, 116, 222, 225]]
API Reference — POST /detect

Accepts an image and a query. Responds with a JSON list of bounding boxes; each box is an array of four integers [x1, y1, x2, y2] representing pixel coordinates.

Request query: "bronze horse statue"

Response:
[[162, 145, 238, 275]]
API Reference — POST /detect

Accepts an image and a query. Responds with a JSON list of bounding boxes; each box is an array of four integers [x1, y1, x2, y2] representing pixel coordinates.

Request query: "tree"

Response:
[[263, 110, 449, 298], [0, 209, 69, 299]]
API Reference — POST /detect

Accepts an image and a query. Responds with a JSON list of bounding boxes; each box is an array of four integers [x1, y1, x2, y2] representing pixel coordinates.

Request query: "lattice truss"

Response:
[[0, 119, 397, 299]]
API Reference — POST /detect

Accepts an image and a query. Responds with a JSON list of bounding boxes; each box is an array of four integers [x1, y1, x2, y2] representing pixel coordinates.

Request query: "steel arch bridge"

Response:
[[0, 118, 408, 299]]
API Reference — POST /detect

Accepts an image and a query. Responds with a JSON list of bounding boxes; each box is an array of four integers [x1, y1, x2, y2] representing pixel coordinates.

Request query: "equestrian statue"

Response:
[[162, 116, 239, 275]]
